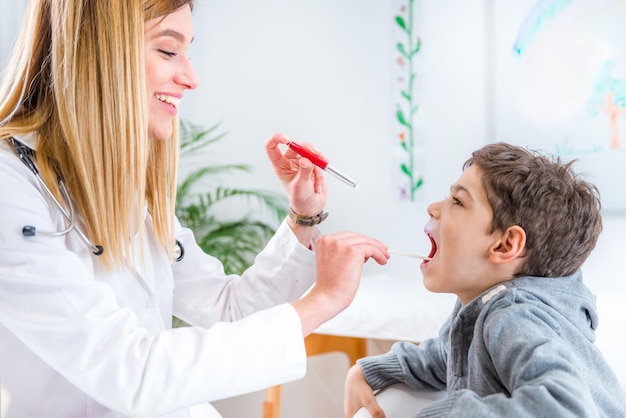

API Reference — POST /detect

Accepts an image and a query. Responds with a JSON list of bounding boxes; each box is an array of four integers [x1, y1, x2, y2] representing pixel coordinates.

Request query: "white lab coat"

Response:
[[0, 135, 319, 417]]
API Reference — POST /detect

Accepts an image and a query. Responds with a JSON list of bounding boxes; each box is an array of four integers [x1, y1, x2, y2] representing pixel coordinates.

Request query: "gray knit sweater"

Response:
[[358, 271, 626, 417]]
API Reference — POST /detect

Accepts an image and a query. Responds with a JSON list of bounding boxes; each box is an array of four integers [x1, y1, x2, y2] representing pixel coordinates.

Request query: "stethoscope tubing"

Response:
[[9, 137, 185, 261], [10, 137, 103, 255]]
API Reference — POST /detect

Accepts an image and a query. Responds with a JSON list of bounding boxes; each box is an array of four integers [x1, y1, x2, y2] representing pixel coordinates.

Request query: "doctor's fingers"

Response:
[[315, 232, 390, 266], [289, 158, 326, 198], [265, 133, 295, 173]]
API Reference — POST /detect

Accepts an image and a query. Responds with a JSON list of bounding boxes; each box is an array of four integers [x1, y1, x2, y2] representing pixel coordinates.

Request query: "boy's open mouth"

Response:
[[427, 234, 437, 261]]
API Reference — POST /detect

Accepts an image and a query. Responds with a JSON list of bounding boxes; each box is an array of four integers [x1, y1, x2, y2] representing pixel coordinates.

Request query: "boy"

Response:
[[344, 142, 626, 417]]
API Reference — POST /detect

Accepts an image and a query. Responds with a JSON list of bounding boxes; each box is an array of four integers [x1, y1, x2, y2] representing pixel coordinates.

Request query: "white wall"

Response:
[[182, 0, 491, 278], [182, 0, 626, 292]]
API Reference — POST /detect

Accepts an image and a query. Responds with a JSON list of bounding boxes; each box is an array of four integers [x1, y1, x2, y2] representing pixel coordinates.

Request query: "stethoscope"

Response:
[[9, 137, 184, 262]]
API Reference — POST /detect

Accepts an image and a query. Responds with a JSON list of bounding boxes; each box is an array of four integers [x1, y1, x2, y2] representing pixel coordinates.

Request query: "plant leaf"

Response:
[[396, 42, 408, 58], [413, 177, 424, 191], [395, 16, 407, 31], [412, 38, 422, 55], [396, 110, 410, 127], [179, 120, 229, 154]]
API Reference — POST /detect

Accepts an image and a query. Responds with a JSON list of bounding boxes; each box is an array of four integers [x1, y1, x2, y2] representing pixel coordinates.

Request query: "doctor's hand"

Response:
[[344, 364, 385, 418], [265, 133, 326, 217], [291, 232, 389, 337]]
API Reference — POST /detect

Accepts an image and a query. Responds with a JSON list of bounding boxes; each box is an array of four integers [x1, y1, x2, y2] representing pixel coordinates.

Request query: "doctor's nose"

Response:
[[176, 58, 199, 90]]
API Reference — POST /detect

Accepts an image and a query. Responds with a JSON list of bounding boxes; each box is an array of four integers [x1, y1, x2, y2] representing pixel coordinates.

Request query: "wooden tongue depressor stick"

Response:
[[388, 249, 431, 260]]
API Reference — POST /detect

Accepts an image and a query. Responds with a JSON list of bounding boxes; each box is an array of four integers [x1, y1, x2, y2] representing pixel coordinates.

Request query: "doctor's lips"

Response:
[[287, 141, 358, 188]]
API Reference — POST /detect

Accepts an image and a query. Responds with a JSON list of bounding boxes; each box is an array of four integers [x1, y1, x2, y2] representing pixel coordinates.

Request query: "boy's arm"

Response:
[[356, 339, 448, 392], [353, 311, 454, 393], [344, 339, 447, 418]]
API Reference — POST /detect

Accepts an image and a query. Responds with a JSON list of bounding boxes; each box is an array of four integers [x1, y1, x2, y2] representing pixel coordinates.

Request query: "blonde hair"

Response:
[[0, 0, 193, 271]]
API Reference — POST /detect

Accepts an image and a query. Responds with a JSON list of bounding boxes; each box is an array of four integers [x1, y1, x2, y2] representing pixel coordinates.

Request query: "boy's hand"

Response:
[[344, 364, 385, 418]]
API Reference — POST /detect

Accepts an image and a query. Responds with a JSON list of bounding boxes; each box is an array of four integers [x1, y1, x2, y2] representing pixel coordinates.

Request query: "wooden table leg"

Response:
[[263, 384, 281, 418], [262, 334, 367, 418]]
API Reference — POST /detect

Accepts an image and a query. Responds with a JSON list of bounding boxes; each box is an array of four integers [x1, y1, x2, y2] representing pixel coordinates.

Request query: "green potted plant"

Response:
[[175, 119, 288, 275], [172, 120, 288, 327]]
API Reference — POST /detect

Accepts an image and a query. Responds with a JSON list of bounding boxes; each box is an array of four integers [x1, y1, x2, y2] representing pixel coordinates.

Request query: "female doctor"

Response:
[[0, 0, 389, 417]]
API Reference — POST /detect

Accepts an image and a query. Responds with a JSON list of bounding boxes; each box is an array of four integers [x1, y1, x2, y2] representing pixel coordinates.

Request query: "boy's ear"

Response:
[[489, 225, 526, 264]]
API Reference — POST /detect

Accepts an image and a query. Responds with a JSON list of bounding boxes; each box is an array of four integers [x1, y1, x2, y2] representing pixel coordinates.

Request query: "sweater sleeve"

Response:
[[358, 339, 448, 392], [357, 313, 453, 393]]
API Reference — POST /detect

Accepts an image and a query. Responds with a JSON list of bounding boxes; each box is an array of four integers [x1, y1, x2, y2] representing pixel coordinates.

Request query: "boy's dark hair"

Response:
[[464, 142, 602, 278]]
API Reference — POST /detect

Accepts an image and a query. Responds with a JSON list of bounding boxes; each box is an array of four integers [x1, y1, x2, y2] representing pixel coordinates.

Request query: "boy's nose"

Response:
[[427, 201, 441, 219]]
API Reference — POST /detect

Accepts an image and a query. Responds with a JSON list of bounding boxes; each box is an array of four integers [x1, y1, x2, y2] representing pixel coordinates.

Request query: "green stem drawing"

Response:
[[395, 0, 423, 201]]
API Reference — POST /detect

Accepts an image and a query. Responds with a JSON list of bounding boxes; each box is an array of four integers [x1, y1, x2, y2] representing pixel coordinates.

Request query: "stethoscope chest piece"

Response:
[[22, 225, 36, 237]]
